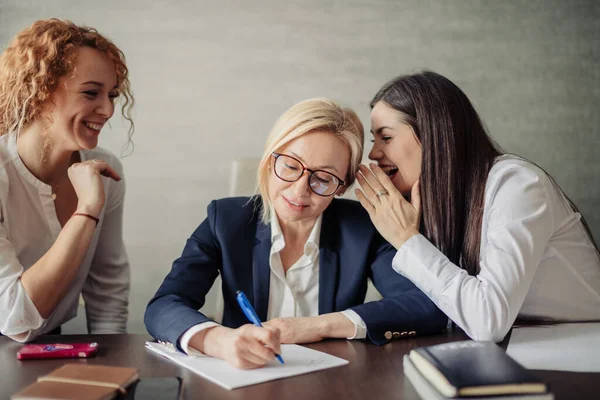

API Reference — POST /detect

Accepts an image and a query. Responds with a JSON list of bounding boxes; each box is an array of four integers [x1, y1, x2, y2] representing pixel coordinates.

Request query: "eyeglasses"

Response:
[[271, 152, 345, 197]]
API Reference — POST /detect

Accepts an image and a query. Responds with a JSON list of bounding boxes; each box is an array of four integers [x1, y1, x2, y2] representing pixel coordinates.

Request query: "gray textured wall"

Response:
[[1, 0, 598, 334]]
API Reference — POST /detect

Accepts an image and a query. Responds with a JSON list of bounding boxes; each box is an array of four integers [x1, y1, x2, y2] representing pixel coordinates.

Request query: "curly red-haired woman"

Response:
[[0, 19, 134, 341]]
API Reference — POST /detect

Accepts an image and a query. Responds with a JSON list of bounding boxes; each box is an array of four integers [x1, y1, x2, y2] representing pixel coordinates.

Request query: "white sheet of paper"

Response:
[[506, 323, 600, 372], [145, 341, 349, 390]]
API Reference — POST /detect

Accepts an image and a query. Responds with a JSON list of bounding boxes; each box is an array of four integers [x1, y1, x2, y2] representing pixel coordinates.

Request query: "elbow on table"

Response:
[[463, 321, 511, 342]]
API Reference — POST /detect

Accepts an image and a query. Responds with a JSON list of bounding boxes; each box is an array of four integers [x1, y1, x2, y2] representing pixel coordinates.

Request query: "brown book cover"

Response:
[[11, 364, 139, 400]]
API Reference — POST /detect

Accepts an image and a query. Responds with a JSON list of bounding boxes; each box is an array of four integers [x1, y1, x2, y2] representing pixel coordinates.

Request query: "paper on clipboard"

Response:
[[145, 341, 349, 390]]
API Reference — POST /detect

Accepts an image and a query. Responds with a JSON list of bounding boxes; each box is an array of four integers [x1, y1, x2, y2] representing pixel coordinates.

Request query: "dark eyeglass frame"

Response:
[[271, 152, 345, 197]]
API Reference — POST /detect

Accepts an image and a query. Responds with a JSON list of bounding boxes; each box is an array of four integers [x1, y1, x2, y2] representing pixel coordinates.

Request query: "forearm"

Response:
[[317, 312, 356, 339], [20, 213, 97, 318]]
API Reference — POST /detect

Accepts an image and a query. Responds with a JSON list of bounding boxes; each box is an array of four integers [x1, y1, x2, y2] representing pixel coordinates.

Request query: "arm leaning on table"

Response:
[[82, 156, 130, 334], [351, 239, 449, 345], [144, 200, 223, 351], [0, 163, 114, 342], [342, 204, 448, 346]]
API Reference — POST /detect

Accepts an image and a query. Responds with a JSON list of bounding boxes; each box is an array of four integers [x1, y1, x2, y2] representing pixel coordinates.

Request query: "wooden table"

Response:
[[1, 329, 597, 399]]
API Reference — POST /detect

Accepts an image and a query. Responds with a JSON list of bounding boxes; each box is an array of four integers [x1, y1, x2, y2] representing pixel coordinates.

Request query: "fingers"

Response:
[[229, 325, 280, 369], [71, 159, 122, 181], [89, 159, 121, 181], [411, 179, 421, 216], [355, 189, 375, 215], [261, 324, 282, 354], [356, 168, 379, 202], [365, 163, 398, 195], [98, 164, 122, 181]]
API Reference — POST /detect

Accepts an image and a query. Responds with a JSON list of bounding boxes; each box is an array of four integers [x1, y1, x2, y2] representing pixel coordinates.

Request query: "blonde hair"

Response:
[[256, 98, 364, 223], [0, 18, 134, 145]]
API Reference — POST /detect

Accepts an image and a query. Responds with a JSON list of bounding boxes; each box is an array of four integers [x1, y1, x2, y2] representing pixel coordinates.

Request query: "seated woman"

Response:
[[356, 71, 600, 342], [145, 98, 447, 369], [0, 19, 134, 341]]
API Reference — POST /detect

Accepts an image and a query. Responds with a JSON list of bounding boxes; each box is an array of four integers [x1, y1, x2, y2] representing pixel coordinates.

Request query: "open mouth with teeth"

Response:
[[82, 121, 103, 133], [380, 165, 399, 178]]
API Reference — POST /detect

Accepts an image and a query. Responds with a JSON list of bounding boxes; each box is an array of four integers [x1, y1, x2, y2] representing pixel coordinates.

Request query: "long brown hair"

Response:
[[372, 71, 599, 275], [372, 71, 501, 275]]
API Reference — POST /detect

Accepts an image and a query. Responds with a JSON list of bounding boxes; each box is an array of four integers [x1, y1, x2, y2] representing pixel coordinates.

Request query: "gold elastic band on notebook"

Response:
[[37, 376, 127, 395]]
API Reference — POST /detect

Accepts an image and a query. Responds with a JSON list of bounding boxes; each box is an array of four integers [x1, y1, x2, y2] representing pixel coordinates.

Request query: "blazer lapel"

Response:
[[252, 222, 272, 322], [318, 204, 340, 315]]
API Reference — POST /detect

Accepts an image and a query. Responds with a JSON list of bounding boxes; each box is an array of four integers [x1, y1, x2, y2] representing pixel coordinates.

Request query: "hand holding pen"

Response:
[[236, 290, 285, 364]]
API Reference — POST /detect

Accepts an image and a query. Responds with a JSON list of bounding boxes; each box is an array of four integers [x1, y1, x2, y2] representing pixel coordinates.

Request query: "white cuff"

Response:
[[179, 322, 220, 355], [340, 310, 367, 340]]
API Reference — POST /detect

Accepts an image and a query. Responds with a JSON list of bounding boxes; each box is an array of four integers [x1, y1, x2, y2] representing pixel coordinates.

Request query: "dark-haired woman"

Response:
[[356, 71, 600, 342]]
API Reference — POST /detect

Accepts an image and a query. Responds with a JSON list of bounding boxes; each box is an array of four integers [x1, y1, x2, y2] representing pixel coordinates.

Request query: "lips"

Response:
[[283, 196, 308, 211], [379, 165, 399, 177], [82, 121, 104, 132]]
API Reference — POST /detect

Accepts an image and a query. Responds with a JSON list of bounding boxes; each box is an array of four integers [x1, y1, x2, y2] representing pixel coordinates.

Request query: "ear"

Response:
[[335, 185, 347, 197]]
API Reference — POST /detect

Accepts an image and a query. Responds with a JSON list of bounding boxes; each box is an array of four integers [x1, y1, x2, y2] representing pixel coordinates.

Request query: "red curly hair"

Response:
[[0, 18, 134, 142]]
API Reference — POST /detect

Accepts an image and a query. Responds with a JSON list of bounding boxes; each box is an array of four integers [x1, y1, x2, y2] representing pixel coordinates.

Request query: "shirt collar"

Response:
[[270, 207, 322, 257]]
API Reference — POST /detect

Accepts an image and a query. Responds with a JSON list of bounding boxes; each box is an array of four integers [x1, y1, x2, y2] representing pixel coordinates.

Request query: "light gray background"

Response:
[[1, 0, 598, 334]]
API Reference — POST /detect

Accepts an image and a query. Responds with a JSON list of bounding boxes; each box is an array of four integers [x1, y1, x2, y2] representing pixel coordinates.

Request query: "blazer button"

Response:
[[408, 331, 417, 337], [384, 331, 392, 340], [392, 332, 400, 339], [400, 331, 408, 338]]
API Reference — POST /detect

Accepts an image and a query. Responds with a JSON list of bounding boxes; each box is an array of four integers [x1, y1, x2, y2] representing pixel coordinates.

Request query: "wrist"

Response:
[[75, 202, 102, 217], [393, 230, 419, 250], [199, 326, 229, 358], [316, 314, 333, 338]]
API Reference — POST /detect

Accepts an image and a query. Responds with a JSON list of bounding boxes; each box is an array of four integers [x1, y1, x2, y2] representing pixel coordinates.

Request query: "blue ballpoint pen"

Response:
[[236, 290, 284, 364]]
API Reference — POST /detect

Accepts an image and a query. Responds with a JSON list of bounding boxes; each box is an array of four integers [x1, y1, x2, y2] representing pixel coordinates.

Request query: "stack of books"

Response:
[[404, 341, 554, 400]]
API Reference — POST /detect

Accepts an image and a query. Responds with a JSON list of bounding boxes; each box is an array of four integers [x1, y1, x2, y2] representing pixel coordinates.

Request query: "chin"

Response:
[[77, 136, 99, 150]]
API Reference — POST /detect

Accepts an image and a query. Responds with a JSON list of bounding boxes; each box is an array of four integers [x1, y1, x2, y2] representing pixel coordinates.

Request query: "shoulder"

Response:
[[208, 196, 260, 224], [484, 155, 556, 221], [326, 198, 375, 234], [486, 155, 553, 199], [82, 147, 124, 176]]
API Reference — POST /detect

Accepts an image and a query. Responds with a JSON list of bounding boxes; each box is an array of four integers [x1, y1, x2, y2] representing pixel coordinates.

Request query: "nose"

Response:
[[291, 171, 311, 196], [96, 95, 115, 119], [368, 140, 383, 161]]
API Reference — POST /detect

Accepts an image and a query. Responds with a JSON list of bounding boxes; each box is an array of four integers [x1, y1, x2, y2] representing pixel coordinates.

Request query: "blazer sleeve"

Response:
[[349, 235, 448, 345], [144, 200, 222, 350]]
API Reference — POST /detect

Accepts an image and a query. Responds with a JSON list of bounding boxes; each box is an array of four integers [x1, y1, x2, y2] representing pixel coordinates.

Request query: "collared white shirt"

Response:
[[180, 210, 367, 354], [0, 132, 130, 342], [393, 155, 600, 342]]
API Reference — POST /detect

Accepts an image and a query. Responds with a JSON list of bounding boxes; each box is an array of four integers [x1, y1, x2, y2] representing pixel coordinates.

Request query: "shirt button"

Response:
[[384, 331, 392, 340]]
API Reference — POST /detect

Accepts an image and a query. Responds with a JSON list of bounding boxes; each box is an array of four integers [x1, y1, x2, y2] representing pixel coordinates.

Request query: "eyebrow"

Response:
[[290, 151, 341, 173], [370, 126, 393, 136], [80, 81, 119, 89]]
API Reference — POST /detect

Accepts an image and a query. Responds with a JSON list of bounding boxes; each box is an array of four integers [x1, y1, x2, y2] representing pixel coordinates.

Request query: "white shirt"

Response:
[[180, 211, 367, 354], [393, 155, 600, 342], [0, 132, 130, 342]]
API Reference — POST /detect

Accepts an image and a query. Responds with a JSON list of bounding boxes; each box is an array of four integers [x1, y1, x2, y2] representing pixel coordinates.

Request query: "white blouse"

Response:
[[0, 132, 130, 342], [393, 155, 600, 342]]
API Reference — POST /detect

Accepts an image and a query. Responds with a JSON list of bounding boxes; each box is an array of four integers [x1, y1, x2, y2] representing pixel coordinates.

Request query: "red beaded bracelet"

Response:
[[73, 212, 100, 226]]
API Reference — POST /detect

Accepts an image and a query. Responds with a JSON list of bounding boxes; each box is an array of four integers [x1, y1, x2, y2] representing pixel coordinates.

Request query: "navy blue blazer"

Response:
[[144, 197, 447, 347]]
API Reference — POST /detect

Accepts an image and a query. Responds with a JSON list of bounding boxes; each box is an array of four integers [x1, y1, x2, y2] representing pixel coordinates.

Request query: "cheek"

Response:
[[313, 196, 334, 213], [268, 173, 288, 199]]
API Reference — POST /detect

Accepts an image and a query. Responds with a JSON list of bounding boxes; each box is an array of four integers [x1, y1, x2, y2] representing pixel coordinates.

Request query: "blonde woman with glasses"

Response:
[[145, 98, 447, 370]]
